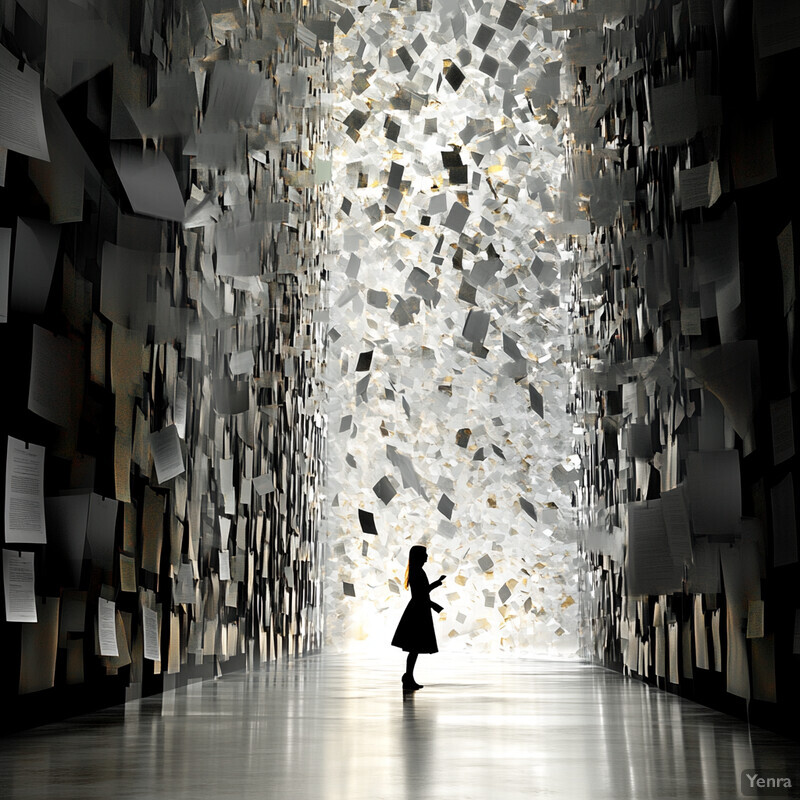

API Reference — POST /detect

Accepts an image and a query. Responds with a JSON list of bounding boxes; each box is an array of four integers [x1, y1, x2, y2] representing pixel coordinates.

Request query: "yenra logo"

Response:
[[742, 770, 794, 796]]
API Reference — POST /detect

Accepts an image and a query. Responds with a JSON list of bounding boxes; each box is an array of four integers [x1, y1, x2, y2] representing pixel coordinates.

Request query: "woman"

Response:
[[391, 545, 445, 692]]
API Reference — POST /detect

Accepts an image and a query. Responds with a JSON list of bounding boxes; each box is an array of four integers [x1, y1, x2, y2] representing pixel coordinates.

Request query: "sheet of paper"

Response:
[[0, 45, 50, 161], [141, 487, 164, 573], [693, 594, 709, 669], [19, 597, 59, 694], [720, 545, 751, 699], [686, 450, 741, 537], [98, 597, 119, 657], [0, 227, 10, 323], [682, 620, 693, 679], [655, 624, 665, 678], [150, 425, 185, 483], [86, 493, 118, 573], [626, 501, 682, 595], [751, 635, 776, 703], [746, 599, 764, 638], [120, 553, 137, 592], [142, 605, 160, 661], [668, 622, 679, 684], [687, 541, 720, 593], [173, 562, 196, 604], [3, 549, 37, 622], [219, 550, 231, 581], [711, 608, 722, 673], [660, 485, 692, 563], [754, 0, 800, 58], [111, 144, 185, 222], [28, 325, 77, 427], [5, 436, 46, 544], [44, 494, 89, 586], [11, 218, 60, 316]]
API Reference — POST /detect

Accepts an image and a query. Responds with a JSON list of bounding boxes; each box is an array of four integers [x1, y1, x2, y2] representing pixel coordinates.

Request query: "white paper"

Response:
[[219, 550, 231, 581], [3, 549, 37, 622], [142, 606, 160, 661], [150, 425, 185, 483], [693, 595, 709, 670], [0, 45, 50, 161], [4, 436, 46, 544], [98, 597, 119, 656]]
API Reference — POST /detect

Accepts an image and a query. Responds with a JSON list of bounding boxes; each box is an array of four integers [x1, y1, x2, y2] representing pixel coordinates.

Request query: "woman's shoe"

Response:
[[402, 674, 423, 691]]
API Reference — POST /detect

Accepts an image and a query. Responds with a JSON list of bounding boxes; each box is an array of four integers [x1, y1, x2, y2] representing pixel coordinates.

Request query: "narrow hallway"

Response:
[[1, 653, 796, 800]]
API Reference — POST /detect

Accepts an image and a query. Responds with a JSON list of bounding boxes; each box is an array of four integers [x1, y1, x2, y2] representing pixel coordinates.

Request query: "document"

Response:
[[111, 144, 185, 222], [5, 436, 46, 544], [626, 501, 683, 596], [660, 485, 692, 563], [142, 606, 160, 661], [3, 549, 37, 622], [0, 45, 50, 161], [98, 597, 119, 657], [150, 425, 185, 483]]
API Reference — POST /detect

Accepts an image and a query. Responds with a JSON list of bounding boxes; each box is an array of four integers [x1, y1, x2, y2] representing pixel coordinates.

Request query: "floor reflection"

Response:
[[0, 652, 797, 799]]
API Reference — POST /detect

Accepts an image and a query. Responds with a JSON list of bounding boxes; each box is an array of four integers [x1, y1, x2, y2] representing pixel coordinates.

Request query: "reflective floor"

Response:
[[1, 651, 798, 799]]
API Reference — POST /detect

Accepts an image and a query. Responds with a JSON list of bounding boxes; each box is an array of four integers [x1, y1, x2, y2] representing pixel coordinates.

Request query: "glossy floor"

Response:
[[1, 651, 798, 799]]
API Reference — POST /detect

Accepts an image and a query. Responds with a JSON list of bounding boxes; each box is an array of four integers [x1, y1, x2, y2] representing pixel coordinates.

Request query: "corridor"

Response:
[[1, 652, 796, 800]]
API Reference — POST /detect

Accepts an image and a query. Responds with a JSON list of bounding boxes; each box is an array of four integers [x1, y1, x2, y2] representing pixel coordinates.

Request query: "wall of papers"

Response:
[[567, 0, 800, 734], [0, 0, 330, 731]]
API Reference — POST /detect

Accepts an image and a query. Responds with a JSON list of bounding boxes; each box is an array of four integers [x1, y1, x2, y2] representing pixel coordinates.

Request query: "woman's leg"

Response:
[[406, 652, 418, 681]]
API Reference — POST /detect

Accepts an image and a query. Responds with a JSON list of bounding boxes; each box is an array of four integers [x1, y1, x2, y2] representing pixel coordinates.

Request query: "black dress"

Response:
[[391, 568, 442, 653]]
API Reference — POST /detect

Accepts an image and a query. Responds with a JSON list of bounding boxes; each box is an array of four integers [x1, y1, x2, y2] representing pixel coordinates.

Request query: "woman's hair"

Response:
[[404, 545, 427, 589]]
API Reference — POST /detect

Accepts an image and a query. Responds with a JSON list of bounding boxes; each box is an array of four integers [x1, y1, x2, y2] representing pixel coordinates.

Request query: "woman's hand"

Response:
[[439, 574, 446, 584]]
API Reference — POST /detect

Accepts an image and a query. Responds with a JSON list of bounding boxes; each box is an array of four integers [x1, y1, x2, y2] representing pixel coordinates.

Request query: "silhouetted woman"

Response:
[[391, 545, 445, 692]]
